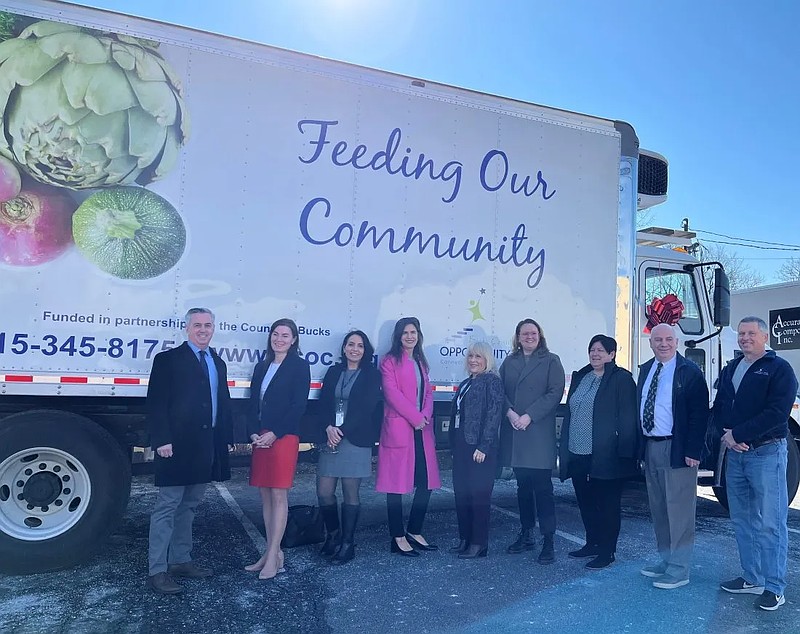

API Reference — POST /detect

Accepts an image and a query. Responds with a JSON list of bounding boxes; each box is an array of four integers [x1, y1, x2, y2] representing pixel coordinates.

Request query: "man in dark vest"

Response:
[[146, 307, 232, 594]]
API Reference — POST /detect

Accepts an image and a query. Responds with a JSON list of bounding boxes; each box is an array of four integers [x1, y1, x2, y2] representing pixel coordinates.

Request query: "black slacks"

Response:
[[513, 466, 556, 536], [387, 430, 431, 537], [452, 430, 496, 547], [568, 452, 624, 555]]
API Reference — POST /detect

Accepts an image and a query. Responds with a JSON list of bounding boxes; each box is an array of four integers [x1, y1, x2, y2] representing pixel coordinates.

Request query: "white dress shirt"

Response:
[[640, 355, 677, 436]]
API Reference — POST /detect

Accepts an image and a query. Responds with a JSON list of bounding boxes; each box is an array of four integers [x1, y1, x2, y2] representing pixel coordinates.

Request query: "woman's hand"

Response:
[[516, 414, 532, 430], [473, 449, 486, 464], [326, 425, 344, 447], [252, 431, 277, 448], [507, 409, 520, 428]]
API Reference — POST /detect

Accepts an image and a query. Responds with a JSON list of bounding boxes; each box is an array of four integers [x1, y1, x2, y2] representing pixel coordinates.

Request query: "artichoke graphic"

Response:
[[0, 20, 190, 190]]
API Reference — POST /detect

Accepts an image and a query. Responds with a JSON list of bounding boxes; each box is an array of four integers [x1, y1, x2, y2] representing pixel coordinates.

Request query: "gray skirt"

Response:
[[317, 437, 372, 479]]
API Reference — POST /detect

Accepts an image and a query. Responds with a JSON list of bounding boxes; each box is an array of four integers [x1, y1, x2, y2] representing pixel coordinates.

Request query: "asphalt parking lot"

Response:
[[2, 461, 800, 634]]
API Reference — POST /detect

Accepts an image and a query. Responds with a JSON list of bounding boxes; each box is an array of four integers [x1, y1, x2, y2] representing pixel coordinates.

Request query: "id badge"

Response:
[[454, 413, 460, 429], [335, 399, 345, 427]]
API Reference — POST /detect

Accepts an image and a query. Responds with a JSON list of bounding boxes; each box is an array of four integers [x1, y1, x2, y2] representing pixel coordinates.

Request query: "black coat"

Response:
[[316, 363, 383, 447], [636, 353, 709, 467], [449, 371, 505, 455], [559, 362, 638, 481], [146, 342, 232, 487], [247, 353, 311, 439]]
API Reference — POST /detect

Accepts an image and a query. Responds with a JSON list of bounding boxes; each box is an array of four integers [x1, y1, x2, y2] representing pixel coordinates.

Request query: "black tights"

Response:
[[317, 476, 362, 506]]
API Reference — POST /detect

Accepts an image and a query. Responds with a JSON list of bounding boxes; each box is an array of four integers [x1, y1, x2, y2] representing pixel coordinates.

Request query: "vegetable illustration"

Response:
[[0, 182, 76, 266], [72, 187, 186, 279], [0, 155, 21, 202], [0, 20, 190, 190]]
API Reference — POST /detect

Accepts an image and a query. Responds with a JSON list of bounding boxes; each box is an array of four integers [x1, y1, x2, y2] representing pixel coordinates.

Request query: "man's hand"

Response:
[[722, 428, 750, 453], [507, 409, 521, 429], [684, 457, 700, 468], [157, 443, 173, 458], [473, 449, 486, 463]]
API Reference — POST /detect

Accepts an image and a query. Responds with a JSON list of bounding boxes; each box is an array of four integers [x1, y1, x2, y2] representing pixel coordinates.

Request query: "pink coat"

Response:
[[375, 353, 441, 494]]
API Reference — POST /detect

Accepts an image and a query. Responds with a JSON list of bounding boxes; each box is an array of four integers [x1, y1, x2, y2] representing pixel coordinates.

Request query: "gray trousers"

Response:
[[644, 439, 698, 580], [148, 483, 207, 576]]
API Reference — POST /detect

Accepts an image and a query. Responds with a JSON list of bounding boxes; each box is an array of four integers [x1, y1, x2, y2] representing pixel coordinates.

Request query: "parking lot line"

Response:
[[214, 482, 266, 551], [438, 485, 584, 545]]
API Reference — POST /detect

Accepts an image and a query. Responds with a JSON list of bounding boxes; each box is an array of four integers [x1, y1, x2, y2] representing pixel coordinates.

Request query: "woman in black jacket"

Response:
[[449, 341, 505, 559], [316, 330, 382, 564], [245, 318, 311, 580], [558, 334, 637, 570]]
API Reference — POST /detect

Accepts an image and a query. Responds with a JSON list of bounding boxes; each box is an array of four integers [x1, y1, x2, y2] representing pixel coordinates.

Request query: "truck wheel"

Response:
[[712, 430, 800, 511], [0, 410, 131, 574]]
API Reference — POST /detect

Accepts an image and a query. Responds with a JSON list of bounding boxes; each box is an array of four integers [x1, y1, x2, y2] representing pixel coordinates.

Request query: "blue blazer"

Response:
[[247, 353, 311, 439], [636, 352, 709, 467]]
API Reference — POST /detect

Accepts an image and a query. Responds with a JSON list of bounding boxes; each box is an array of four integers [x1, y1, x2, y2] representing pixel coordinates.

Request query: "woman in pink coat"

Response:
[[376, 317, 442, 557]]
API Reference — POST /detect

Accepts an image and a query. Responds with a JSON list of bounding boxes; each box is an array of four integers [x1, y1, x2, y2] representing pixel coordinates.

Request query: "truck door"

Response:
[[636, 261, 714, 381]]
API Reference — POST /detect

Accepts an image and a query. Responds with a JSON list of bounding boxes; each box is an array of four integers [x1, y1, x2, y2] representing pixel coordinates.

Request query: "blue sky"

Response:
[[72, 0, 800, 282]]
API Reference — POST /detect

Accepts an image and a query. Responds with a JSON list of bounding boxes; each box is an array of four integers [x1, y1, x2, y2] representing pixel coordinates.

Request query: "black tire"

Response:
[[712, 429, 800, 512], [0, 410, 131, 575]]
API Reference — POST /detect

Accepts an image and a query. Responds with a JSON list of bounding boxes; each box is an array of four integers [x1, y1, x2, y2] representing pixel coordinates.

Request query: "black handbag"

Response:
[[281, 505, 325, 548]]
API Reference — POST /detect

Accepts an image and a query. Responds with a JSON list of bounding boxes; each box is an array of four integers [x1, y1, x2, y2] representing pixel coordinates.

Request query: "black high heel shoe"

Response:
[[458, 544, 488, 559], [406, 533, 439, 551], [390, 539, 420, 557], [448, 540, 469, 554]]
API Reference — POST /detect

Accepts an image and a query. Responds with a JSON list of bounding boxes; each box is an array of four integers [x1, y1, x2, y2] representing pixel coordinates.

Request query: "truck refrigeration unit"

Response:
[[0, 0, 797, 574]]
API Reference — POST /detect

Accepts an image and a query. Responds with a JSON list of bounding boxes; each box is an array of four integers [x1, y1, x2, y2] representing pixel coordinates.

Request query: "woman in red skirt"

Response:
[[244, 318, 310, 579]]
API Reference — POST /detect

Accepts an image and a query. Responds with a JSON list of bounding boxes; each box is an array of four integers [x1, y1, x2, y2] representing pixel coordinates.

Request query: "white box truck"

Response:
[[0, 0, 797, 573]]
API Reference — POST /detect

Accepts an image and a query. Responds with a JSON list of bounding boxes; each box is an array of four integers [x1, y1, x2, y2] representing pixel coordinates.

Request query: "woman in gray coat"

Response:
[[499, 319, 565, 564]]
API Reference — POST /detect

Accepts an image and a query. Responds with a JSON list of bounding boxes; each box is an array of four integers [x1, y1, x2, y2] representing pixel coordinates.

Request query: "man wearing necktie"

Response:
[[146, 308, 233, 594], [636, 323, 709, 589]]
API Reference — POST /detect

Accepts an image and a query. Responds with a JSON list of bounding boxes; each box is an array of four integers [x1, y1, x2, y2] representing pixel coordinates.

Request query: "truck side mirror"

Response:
[[713, 268, 730, 327]]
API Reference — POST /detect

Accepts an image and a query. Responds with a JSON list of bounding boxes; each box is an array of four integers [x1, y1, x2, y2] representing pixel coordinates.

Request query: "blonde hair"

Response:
[[464, 341, 497, 374]]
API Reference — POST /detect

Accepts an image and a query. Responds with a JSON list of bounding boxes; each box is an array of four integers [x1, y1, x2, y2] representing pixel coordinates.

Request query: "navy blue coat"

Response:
[[636, 353, 709, 467], [247, 353, 311, 439], [147, 342, 233, 487], [712, 351, 798, 445]]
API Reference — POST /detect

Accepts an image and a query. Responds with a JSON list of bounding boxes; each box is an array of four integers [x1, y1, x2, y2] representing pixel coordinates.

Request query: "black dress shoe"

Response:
[[406, 533, 439, 551], [448, 539, 469, 554], [390, 539, 420, 557], [568, 544, 599, 559], [458, 544, 488, 559], [585, 553, 615, 570]]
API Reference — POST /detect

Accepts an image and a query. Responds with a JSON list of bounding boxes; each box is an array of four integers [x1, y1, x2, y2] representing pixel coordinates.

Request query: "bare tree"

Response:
[[777, 257, 800, 282], [699, 243, 765, 292]]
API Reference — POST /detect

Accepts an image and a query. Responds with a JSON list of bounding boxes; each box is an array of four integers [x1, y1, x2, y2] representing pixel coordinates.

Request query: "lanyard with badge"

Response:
[[454, 378, 472, 429], [335, 369, 359, 427]]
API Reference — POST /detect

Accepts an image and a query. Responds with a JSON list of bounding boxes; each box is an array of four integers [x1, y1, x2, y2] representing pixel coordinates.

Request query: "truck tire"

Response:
[[712, 431, 800, 511], [0, 410, 131, 574]]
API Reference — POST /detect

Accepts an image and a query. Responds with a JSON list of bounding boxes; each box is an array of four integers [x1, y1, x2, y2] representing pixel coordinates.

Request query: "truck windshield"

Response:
[[644, 268, 703, 335]]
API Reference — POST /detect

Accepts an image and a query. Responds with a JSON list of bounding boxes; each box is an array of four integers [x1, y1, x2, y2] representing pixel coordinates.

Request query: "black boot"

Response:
[[319, 504, 340, 557], [537, 533, 555, 565], [507, 528, 536, 554], [332, 504, 360, 565]]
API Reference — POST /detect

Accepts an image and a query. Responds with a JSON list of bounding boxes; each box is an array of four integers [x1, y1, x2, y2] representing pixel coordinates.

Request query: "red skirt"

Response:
[[249, 434, 300, 488]]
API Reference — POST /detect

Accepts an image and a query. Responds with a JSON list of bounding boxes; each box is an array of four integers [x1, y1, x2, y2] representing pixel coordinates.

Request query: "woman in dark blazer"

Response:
[[448, 341, 504, 559], [316, 330, 382, 564], [244, 318, 311, 580], [559, 334, 638, 569], [499, 318, 565, 565]]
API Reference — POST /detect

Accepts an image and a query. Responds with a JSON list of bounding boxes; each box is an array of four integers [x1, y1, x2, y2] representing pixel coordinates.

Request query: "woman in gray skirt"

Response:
[[316, 330, 383, 563]]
